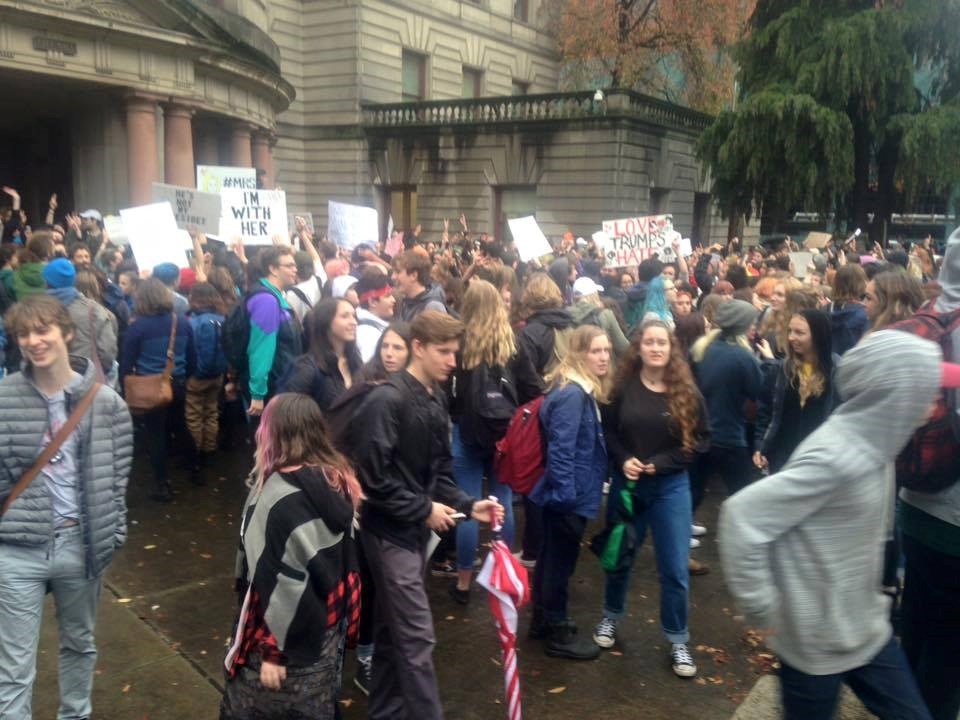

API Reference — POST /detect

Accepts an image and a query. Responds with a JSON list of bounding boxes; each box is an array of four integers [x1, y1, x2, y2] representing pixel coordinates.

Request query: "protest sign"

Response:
[[219, 189, 289, 246], [196, 165, 257, 193], [385, 231, 404, 258], [790, 251, 813, 278], [289, 212, 315, 235], [679, 236, 694, 257], [152, 183, 222, 234], [103, 215, 127, 246], [328, 201, 378, 251], [804, 231, 832, 250], [507, 216, 552, 262], [599, 214, 675, 268], [119, 202, 188, 270]]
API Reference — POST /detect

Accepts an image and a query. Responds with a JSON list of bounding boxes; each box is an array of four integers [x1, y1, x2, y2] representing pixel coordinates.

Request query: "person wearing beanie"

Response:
[[331, 274, 359, 305], [44, 258, 117, 376], [690, 299, 763, 497], [152, 262, 189, 315]]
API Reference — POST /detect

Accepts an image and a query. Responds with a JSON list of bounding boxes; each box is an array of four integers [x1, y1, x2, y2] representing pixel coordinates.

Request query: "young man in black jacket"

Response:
[[352, 310, 503, 720]]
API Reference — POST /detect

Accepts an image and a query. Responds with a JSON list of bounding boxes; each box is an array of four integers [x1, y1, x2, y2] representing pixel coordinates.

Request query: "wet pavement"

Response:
[[34, 445, 774, 719]]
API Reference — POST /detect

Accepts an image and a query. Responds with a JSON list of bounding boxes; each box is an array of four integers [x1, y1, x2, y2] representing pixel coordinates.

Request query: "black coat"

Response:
[[352, 372, 474, 550], [517, 308, 575, 377], [277, 348, 363, 413]]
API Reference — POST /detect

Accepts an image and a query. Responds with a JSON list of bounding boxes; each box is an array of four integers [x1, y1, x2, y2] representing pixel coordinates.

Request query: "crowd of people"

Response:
[[0, 186, 957, 720]]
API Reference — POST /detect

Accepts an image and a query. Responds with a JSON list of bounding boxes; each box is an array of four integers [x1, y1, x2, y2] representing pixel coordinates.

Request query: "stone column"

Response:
[[251, 130, 275, 189], [230, 124, 253, 167], [163, 104, 195, 187], [194, 122, 220, 166], [125, 95, 161, 206]]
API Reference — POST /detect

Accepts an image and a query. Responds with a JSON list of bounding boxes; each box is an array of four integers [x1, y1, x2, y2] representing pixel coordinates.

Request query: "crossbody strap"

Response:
[[1, 382, 102, 516], [162, 312, 178, 382]]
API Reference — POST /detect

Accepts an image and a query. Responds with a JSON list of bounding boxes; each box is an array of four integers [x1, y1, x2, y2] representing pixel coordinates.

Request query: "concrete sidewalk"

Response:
[[32, 583, 220, 720]]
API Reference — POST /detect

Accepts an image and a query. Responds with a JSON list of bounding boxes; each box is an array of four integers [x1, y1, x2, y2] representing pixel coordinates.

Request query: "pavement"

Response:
[[32, 446, 777, 720]]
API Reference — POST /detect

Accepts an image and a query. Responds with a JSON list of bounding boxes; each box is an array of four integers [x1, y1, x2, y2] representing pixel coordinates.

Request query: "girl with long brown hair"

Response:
[[592, 320, 709, 680], [221, 393, 361, 720]]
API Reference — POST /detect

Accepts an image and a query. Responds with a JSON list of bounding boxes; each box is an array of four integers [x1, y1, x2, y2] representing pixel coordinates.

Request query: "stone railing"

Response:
[[361, 89, 713, 133]]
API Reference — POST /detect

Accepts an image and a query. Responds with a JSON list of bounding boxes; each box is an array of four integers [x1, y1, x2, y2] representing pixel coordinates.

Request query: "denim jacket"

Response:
[[530, 378, 607, 519]]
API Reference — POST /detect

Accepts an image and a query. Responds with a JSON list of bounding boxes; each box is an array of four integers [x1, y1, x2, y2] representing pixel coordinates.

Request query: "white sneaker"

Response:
[[689, 537, 701, 549], [593, 616, 617, 649], [671, 643, 697, 678], [691, 523, 707, 537]]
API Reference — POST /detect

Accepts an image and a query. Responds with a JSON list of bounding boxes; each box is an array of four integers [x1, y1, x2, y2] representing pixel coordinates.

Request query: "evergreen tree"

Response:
[[698, 0, 960, 236]]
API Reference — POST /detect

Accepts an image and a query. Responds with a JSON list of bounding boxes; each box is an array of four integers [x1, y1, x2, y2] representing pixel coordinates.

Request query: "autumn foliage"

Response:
[[557, 0, 757, 113]]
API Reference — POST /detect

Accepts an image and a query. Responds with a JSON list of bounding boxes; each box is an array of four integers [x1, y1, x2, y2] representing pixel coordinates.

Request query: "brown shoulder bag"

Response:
[[123, 312, 177, 414]]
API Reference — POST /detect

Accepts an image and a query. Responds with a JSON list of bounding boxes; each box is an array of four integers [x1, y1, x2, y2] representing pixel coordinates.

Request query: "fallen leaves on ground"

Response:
[[548, 686, 566, 694]]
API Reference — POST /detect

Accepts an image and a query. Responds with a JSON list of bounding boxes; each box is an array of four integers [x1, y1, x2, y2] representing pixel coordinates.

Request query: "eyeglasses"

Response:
[[277, 262, 297, 269]]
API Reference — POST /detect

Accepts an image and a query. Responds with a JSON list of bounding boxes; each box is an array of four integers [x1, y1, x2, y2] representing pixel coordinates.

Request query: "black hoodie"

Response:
[[518, 307, 575, 377]]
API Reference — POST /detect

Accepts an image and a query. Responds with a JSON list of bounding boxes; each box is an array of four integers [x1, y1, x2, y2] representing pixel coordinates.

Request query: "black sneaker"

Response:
[[528, 607, 548, 640], [430, 559, 458, 577], [448, 582, 470, 605], [544, 620, 600, 661], [353, 657, 372, 696]]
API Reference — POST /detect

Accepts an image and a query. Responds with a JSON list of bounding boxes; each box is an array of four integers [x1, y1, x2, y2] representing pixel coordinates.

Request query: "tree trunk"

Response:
[[848, 110, 872, 243], [874, 133, 899, 247]]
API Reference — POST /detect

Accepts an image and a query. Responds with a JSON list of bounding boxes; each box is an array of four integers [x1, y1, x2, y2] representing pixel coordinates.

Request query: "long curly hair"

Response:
[[460, 279, 516, 369], [615, 320, 702, 452]]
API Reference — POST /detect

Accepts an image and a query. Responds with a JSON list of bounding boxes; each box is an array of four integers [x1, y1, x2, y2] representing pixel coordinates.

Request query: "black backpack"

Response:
[[458, 362, 519, 452], [222, 286, 274, 376], [326, 380, 386, 459]]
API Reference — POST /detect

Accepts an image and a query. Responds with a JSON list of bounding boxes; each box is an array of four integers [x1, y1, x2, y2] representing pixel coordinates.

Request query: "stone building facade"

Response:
[[0, 0, 729, 245]]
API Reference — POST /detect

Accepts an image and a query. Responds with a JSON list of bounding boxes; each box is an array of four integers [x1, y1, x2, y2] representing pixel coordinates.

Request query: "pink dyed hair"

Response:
[[252, 393, 363, 510]]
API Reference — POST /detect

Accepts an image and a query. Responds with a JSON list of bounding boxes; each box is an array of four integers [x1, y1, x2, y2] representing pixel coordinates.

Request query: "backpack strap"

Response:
[[289, 286, 313, 309]]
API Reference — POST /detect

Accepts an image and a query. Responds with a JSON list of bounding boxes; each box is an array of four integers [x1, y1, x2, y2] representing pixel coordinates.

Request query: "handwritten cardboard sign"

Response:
[[599, 214, 676, 268], [196, 165, 257, 193], [328, 201, 378, 251], [219, 189, 289, 246], [507, 216, 553, 262], [119, 202, 189, 270], [152, 183, 222, 234]]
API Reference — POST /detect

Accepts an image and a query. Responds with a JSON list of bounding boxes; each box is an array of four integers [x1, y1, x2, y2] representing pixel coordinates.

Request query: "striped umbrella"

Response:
[[476, 505, 530, 720]]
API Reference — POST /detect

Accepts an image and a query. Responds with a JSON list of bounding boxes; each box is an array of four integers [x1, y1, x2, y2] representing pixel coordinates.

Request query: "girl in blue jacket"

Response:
[[529, 324, 612, 660]]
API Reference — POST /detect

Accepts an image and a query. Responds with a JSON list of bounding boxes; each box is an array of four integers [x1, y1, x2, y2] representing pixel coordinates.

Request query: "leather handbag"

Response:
[[1, 382, 101, 516], [124, 313, 177, 414]]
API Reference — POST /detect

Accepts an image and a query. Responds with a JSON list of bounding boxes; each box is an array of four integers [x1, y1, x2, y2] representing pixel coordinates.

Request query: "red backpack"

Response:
[[493, 396, 546, 495]]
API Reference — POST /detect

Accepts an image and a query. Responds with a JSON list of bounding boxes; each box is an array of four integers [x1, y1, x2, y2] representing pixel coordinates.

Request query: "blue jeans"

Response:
[[0, 525, 103, 720], [780, 637, 932, 720], [451, 425, 514, 571], [602, 471, 691, 644]]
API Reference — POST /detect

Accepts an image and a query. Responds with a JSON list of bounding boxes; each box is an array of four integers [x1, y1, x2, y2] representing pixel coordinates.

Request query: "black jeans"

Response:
[[901, 534, 960, 720], [692, 445, 753, 508], [521, 495, 543, 560], [134, 381, 190, 493], [779, 637, 931, 720], [532, 507, 586, 623]]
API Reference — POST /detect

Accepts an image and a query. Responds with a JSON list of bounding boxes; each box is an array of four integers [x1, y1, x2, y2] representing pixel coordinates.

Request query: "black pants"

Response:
[[532, 507, 586, 623], [134, 381, 191, 493], [361, 533, 442, 720], [692, 445, 753, 509], [901, 534, 960, 720], [355, 530, 375, 648], [521, 495, 543, 560]]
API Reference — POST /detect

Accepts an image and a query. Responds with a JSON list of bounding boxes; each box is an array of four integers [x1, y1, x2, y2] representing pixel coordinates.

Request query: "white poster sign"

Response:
[[103, 215, 127, 246], [507, 216, 552, 262], [152, 183, 222, 234], [327, 201, 378, 250], [790, 251, 813, 278], [599, 214, 676, 268], [196, 165, 257, 193], [119, 202, 189, 270], [219, 189, 289, 246]]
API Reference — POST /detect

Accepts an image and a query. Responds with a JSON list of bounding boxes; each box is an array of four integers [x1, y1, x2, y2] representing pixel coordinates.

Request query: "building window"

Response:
[[382, 185, 418, 240], [513, 0, 529, 22], [494, 186, 537, 243], [402, 51, 427, 102], [462, 67, 483, 99], [511, 79, 530, 96]]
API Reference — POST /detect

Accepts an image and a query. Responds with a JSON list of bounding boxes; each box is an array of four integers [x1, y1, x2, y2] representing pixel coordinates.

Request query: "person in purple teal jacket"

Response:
[[244, 246, 302, 420]]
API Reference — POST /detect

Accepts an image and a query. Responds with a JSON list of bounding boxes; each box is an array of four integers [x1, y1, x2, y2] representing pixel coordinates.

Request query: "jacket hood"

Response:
[[830, 330, 941, 464], [548, 258, 570, 291], [409, 283, 446, 307], [936, 232, 960, 312], [569, 300, 602, 324], [626, 281, 649, 304], [529, 307, 574, 330], [15, 262, 44, 287], [832, 302, 864, 321], [22, 355, 97, 395], [283, 466, 355, 535]]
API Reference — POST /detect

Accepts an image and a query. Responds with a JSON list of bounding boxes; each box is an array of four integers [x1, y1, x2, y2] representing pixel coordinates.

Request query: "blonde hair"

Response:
[[520, 272, 563, 317], [460, 279, 516, 369], [545, 325, 612, 404]]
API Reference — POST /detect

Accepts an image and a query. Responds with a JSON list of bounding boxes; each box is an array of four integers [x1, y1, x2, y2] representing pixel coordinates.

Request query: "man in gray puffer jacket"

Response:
[[0, 294, 132, 720]]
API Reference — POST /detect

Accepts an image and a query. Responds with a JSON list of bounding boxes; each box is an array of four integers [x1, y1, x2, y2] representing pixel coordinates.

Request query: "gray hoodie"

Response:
[[719, 330, 941, 674]]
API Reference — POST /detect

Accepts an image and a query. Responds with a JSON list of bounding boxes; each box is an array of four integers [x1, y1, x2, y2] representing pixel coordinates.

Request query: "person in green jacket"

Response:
[[570, 276, 630, 356], [12, 232, 54, 300]]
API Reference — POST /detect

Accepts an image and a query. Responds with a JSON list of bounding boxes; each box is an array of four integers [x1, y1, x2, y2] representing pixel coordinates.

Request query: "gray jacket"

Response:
[[0, 356, 132, 578], [68, 294, 118, 372], [719, 331, 941, 675]]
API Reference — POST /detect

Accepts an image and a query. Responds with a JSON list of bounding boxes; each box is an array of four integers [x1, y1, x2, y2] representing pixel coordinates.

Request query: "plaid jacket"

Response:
[[890, 303, 960, 492]]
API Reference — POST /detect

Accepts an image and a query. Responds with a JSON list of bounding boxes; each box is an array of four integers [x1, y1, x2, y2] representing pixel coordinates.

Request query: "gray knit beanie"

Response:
[[715, 299, 759, 336]]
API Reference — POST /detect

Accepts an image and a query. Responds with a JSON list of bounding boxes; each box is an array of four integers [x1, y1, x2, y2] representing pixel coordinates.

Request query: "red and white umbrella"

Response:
[[476, 501, 530, 720]]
